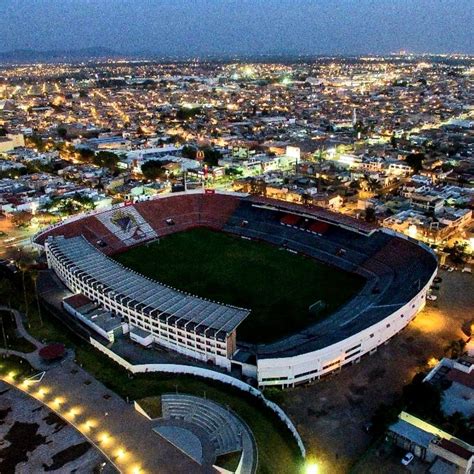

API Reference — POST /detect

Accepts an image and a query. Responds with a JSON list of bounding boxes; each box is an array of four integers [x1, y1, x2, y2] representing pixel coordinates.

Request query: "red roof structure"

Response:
[[39, 343, 66, 361]]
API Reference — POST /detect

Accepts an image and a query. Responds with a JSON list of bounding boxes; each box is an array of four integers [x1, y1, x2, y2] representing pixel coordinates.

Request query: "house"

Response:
[[388, 412, 474, 474]]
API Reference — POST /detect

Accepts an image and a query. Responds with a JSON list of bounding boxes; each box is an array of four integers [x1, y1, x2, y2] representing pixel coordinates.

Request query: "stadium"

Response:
[[34, 190, 438, 388]]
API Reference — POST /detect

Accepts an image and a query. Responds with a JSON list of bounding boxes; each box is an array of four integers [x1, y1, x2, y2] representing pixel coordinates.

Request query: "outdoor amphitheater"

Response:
[[34, 190, 438, 388]]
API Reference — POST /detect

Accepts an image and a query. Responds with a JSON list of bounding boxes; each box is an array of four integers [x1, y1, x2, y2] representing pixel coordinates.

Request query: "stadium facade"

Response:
[[36, 191, 438, 388]]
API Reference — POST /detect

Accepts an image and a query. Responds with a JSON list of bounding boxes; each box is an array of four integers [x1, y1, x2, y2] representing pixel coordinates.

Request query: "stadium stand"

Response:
[[46, 234, 249, 369], [35, 191, 437, 388], [159, 394, 256, 473]]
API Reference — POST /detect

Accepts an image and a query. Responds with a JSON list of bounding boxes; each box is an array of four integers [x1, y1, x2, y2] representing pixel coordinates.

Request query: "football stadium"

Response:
[[34, 191, 438, 388]]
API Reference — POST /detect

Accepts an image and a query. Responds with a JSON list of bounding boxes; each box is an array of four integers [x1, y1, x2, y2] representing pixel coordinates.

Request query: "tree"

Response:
[[181, 145, 197, 159], [360, 174, 381, 193], [29, 269, 43, 327], [202, 147, 222, 167], [44, 194, 95, 216], [301, 193, 312, 206], [77, 148, 95, 163], [405, 153, 425, 173], [12, 211, 33, 228], [402, 373, 443, 421], [250, 178, 267, 197], [371, 402, 401, 436], [141, 160, 168, 180], [0, 278, 13, 308], [176, 107, 201, 120], [444, 339, 466, 359], [57, 126, 68, 138], [447, 242, 469, 264], [365, 207, 376, 223], [16, 251, 33, 325], [93, 151, 119, 171]]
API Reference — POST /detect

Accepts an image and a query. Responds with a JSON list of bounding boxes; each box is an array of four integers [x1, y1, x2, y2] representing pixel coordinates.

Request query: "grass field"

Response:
[[115, 228, 364, 343]]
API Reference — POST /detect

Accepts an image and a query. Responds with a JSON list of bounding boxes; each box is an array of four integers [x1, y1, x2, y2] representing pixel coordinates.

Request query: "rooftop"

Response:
[[48, 235, 250, 338]]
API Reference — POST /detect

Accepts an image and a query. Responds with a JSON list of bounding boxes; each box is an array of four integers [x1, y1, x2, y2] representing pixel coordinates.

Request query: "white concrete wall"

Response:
[[257, 272, 435, 387], [89, 337, 306, 459]]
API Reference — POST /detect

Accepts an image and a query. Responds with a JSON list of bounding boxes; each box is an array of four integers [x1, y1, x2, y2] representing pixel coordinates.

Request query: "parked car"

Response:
[[427, 294, 437, 301], [433, 277, 442, 283], [430, 285, 440, 291], [447, 267, 455, 272], [462, 267, 472, 274], [401, 452, 415, 466]]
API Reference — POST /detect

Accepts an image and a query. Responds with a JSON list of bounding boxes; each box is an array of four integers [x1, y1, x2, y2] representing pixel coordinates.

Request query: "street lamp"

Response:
[[305, 462, 319, 474]]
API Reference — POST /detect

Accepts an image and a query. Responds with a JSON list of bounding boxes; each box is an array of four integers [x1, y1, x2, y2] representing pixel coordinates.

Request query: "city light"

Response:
[[99, 432, 112, 445], [0, 23, 472, 474], [115, 447, 127, 459], [305, 462, 319, 474], [35, 387, 49, 398], [51, 396, 65, 408]]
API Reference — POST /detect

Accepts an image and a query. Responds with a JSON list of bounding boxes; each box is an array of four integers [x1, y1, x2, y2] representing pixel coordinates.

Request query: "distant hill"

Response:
[[0, 47, 122, 63]]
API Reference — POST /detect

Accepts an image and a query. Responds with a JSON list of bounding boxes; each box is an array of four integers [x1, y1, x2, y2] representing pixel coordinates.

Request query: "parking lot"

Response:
[[281, 269, 473, 473]]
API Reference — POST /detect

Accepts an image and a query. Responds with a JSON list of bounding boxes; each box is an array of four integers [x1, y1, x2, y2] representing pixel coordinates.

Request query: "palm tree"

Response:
[[0, 278, 13, 308], [360, 174, 381, 193], [16, 251, 33, 327], [30, 269, 43, 327]]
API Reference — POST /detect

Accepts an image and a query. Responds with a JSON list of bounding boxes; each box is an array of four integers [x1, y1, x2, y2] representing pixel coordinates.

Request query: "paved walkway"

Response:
[[0, 305, 57, 371], [0, 306, 211, 474], [0, 380, 114, 474]]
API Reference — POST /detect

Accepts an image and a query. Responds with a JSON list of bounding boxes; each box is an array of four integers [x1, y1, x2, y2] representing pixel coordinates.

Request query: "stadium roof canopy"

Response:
[[47, 236, 250, 338]]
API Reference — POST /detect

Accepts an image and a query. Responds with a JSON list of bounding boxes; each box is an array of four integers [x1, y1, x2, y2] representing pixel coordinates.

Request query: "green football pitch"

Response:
[[114, 228, 364, 344]]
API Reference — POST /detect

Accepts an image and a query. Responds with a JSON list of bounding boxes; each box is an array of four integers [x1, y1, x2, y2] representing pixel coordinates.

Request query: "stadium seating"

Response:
[[36, 191, 437, 357], [161, 394, 243, 456]]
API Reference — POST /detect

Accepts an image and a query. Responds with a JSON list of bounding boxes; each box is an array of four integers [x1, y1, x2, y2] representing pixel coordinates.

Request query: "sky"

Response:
[[0, 0, 473, 56]]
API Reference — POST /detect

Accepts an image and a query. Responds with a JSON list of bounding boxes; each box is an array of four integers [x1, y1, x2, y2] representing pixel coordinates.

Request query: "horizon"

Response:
[[1, 0, 473, 57]]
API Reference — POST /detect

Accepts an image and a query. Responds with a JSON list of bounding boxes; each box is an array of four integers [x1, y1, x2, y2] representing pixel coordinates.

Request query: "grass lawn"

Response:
[[0, 354, 36, 380], [0, 310, 36, 353], [216, 451, 242, 472], [114, 228, 364, 343], [136, 396, 162, 419]]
